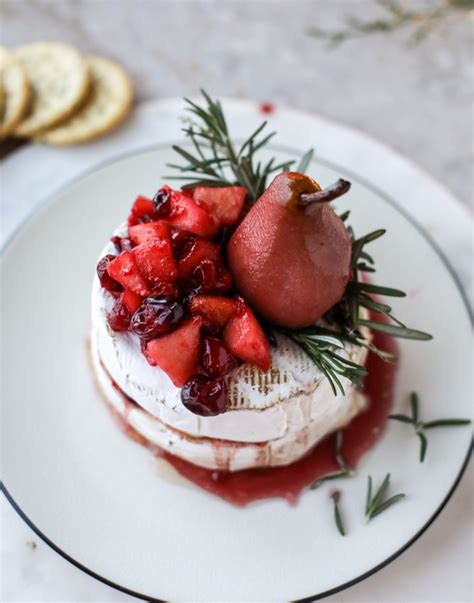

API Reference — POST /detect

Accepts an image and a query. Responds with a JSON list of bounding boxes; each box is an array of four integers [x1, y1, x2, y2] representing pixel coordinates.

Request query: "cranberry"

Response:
[[107, 298, 131, 331], [97, 255, 122, 292], [189, 259, 216, 294], [171, 230, 195, 257], [153, 187, 172, 218], [202, 336, 237, 377], [110, 236, 133, 252], [189, 260, 232, 295], [181, 375, 228, 416], [130, 296, 184, 339], [150, 281, 181, 299]]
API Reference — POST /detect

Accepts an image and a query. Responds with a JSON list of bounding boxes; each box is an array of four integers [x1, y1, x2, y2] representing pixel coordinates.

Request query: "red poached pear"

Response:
[[227, 172, 352, 328]]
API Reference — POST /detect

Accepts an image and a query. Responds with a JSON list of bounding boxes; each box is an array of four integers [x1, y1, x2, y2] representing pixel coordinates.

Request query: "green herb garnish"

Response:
[[331, 490, 346, 536], [325, 226, 433, 354], [168, 92, 432, 396], [167, 90, 307, 201], [310, 431, 354, 489], [389, 392, 471, 462], [308, 0, 473, 48], [365, 473, 406, 521], [283, 328, 368, 396]]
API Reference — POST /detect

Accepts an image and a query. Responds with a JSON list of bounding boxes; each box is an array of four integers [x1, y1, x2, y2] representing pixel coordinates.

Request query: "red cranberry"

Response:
[[181, 375, 228, 416], [153, 187, 172, 218], [171, 230, 195, 257], [189, 260, 232, 295], [107, 298, 131, 331], [130, 296, 184, 339], [150, 281, 181, 298], [97, 255, 122, 292], [189, 259, 216, 294], [110, 236, 133, 252], [202, 336, 238, 377]]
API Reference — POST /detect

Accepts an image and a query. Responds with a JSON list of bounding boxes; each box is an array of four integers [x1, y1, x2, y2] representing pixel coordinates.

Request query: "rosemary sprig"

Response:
[[167, 90, 312, 201], [308, 0, 473, 48], [167, 93, 432, 397], [331, 491, 346, 536], [365, 473, 405, 521], [389, 392, 471, 462], [282, 326, 368, 396], [310, 431, 353, 489], [325, 226, 433, 354]]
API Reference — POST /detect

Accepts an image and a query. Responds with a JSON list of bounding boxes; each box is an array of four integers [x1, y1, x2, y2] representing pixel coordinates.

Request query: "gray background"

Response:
[[1, 0, 473, 209]]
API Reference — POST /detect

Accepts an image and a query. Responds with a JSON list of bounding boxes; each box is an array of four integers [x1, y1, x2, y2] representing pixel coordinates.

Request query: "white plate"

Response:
[[1, 100, 472, 601]]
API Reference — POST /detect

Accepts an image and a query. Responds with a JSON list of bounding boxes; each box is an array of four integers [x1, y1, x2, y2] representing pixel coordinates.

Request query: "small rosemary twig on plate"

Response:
[[389, 392, 471, 462]]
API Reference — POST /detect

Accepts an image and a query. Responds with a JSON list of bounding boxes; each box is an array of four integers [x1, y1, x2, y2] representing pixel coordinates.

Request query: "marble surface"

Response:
[[1, 1, 473, 602], [1, 0, 473, 210]]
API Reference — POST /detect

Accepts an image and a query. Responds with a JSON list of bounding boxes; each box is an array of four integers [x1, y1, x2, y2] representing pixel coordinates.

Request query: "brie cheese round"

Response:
[[91, 230, 369, 471]]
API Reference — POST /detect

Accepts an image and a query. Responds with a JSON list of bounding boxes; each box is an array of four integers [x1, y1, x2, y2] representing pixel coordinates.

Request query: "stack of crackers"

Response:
[[0, 42, 133, 145]]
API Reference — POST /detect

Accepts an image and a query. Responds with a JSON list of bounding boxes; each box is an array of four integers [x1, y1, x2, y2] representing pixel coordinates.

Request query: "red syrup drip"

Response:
[[103, 328, 399, 507], [259, 102, 275, 114], [161, 330, 399, 506]]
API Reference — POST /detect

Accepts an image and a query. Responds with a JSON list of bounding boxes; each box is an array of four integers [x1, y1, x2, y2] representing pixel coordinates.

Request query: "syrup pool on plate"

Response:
[[104, 329, 398, 507]]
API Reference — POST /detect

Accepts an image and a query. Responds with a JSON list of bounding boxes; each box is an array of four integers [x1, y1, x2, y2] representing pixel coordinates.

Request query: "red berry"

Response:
[[170, 230, 194, 257], [97, 255, 122, 292], [189, 259, 232, 295], [111, 236, 134, 252], [107, 297, 131, 331], [177, 238, 220, 280], [131, 296, 184, 339], [181, 375, 228, 416], [202, 336, 238, 377], [153, 187, 173, 217]]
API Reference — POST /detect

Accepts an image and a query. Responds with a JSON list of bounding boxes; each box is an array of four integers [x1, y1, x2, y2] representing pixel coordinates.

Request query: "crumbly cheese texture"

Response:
[[91, 228, 369, 471], [37, 55, 133, 145], [13, 42, 90, 137]]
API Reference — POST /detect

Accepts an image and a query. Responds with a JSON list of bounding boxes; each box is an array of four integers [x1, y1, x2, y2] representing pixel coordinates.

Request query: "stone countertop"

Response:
[[1, 1, 473, 602], [1, 0, 473, 210]]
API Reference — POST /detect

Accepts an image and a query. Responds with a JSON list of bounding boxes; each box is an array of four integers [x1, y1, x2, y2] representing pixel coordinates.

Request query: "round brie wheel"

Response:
[[91, 225, 370, 472]]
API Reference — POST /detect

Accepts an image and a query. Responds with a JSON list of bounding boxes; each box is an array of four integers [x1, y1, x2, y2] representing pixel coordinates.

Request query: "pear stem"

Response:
[[300, 179, 351, 204]]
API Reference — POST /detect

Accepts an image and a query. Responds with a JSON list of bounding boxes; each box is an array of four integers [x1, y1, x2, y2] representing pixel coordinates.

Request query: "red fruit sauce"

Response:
[[259, 102, 275, 114], [104, 328, 398, 507]]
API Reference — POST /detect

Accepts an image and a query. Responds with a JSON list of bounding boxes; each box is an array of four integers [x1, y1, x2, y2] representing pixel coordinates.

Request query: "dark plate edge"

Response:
[[1, 140, 472, 602]]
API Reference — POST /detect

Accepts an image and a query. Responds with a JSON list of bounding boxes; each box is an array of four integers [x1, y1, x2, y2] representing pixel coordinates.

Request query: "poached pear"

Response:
[[227, 172, 352, 328]]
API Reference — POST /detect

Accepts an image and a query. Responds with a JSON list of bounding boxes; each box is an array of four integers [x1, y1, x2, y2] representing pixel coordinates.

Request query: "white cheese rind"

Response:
[[91, 329, 367, 471], [91, 226, 370, 470]]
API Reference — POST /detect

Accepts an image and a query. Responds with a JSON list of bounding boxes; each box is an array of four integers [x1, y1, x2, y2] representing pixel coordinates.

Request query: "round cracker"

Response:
[[13, 41, 90, 137], [0, 47, 31, 139], [37, 55, 133, 145]]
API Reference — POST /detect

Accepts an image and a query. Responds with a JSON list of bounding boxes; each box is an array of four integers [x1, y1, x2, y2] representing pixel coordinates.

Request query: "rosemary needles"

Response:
[[389, 392, 471, 462], [365, 473, 405, 521], [331, 491, 346, 536]]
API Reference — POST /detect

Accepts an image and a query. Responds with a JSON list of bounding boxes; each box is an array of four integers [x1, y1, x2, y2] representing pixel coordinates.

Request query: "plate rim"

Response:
[[1, 139, 472, 602]]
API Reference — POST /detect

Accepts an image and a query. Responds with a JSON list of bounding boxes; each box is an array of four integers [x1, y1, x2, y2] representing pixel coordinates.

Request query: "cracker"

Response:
[[0, 47, 31, 139], [13, 42, 90, 137], [37, 56, 133, 145]]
